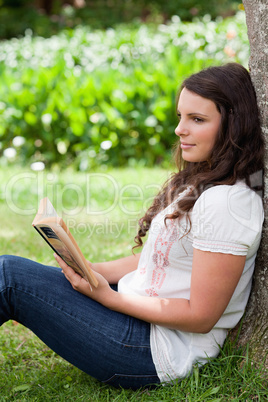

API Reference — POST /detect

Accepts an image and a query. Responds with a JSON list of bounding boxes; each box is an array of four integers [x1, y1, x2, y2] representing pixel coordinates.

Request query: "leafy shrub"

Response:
[[0, 11, 249, 170], [0, 1, 242, 39], [136, 0, 241, 21]]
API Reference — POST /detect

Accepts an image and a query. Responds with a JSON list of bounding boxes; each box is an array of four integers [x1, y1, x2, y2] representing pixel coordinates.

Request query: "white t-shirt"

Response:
[[118, 183, 264, 383]]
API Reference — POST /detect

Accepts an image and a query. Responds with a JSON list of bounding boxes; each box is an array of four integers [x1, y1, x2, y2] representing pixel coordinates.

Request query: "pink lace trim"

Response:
[[145, 219, 177, 297]]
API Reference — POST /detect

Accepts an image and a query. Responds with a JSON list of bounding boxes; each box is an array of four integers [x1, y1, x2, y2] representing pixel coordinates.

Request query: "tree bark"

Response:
[[235, 0, 268, 368]]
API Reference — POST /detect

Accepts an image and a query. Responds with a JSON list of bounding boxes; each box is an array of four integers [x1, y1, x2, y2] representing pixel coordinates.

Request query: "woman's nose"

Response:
[[174, 124, 180, 137], [175, 120, 188, 137]]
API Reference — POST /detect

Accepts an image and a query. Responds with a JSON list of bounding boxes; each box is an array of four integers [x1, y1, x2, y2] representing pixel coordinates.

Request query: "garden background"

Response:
[[0, 1, 267, 400], [0, 0, 247, 171]]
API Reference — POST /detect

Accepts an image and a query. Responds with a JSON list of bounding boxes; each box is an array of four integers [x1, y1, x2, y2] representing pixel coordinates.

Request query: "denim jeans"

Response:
[[0, 255, 160, 389]]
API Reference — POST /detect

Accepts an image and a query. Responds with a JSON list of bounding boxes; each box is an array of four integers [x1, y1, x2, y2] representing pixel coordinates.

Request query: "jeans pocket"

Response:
[[103, 373, 160, 389]]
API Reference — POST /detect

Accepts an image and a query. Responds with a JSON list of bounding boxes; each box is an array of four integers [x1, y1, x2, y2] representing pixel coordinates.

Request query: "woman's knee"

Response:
[[0, 255, 36, 285], [0, 254, 14, 270], [0, 255, 23, 271]]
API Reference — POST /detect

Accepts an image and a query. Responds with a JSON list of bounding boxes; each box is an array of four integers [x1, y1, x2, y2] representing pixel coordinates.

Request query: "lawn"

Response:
[[0, 166, 267, 401]]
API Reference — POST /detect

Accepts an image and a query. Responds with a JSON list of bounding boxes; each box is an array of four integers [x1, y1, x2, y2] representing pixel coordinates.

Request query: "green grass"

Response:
[[0, 166, 267, 401]]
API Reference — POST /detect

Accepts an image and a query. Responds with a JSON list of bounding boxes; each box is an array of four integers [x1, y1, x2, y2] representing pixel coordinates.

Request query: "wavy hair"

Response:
[[134, 63, 264, 248]]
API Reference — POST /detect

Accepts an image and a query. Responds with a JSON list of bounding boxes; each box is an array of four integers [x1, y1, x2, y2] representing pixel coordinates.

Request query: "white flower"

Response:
[[31, 162, 45, 171], [41, 113, 52, 125], [12, 136, 25, 147], [100, 140, 112, 150], [3, 147, 16, 159]]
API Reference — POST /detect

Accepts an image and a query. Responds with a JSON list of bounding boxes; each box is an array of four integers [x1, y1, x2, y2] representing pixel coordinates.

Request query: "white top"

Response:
[[118, 182, 264, 383]]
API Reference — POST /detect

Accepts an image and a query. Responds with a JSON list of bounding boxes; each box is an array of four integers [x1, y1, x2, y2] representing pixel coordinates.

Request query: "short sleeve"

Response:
[[192, 184, 264, 256]]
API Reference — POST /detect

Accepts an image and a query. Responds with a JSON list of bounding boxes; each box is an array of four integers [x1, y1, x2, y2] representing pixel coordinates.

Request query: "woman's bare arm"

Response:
[[56, 249, 245, 333], [104, 250, 246, 333], [91, 253, 141, 284]]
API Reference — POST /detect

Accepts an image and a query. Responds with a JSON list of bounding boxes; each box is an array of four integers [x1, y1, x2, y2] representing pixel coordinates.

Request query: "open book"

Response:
[[32, 197, 98, 288]]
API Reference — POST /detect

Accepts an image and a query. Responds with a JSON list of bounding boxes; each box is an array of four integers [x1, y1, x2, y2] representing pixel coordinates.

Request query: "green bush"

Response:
[[0, 12, 249, 170], [137, 0, 241, 20], [0, 1, 242, 39]]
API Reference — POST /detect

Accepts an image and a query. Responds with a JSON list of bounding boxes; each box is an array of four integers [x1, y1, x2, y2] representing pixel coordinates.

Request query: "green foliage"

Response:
[[0, 1, 242, 39], [0, 12, 249, 170], [0, 6, 59, 39], [139, 0, 242, 20]]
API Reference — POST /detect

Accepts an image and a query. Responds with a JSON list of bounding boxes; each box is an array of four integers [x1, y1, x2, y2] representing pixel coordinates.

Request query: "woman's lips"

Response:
[[180, 142, 195, 149]]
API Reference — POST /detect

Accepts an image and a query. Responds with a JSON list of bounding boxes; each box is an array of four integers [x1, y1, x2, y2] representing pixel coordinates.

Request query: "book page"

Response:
[[32, 198, 98, 287], [34, 224, 84, 277]]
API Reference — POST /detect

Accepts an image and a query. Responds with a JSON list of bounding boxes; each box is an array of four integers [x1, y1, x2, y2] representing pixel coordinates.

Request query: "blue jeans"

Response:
[[0, 255, 160, 389]]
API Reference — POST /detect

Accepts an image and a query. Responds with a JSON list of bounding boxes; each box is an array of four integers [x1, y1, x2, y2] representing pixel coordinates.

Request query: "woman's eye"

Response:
[[193, 117, 204, 123]]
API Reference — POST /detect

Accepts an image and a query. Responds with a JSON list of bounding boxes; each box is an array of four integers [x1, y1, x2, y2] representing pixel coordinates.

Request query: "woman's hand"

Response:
[[54, 253, 113, 303], [55, 250, 246, 333]]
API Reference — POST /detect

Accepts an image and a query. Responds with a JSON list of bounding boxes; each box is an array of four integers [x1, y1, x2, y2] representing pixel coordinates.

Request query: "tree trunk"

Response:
[[235, 0, 268, 368]]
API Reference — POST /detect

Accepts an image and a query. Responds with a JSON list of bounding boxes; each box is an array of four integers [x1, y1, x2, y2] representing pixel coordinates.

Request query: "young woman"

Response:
[[0, 63, 264, 389]]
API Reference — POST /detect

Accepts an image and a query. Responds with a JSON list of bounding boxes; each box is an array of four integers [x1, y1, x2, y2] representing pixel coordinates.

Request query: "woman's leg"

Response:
[[0, 255, 160, 389]]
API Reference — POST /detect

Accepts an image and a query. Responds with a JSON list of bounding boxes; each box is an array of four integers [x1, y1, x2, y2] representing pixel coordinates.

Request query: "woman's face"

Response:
[[175, 88, 221, 163]]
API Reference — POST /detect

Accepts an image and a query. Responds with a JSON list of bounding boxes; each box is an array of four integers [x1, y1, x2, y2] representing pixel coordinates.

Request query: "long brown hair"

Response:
[[134, 63, 264, 248]]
